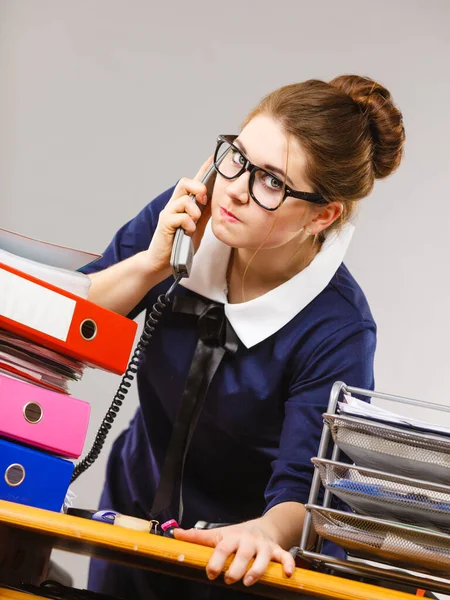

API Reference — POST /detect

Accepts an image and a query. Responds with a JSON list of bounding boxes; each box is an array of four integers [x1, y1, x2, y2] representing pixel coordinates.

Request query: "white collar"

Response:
[[180, 222, 354, 348]]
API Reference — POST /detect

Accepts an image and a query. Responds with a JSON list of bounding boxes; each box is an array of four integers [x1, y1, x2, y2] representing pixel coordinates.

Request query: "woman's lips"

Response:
[[219, 207, 240, 222]]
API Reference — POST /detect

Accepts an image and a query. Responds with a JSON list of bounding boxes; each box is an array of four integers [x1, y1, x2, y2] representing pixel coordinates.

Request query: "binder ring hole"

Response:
[[5, 464, 25, 487], [80, 319, 97, 341], [23, 402, 43, 424]]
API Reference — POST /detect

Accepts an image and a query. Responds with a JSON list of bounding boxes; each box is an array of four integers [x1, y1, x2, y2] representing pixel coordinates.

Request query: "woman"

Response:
[[82, 74, 405, 599]]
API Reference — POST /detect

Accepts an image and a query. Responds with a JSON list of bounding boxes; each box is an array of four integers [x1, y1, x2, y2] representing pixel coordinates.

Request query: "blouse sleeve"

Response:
[[80, 185, 175, 319], [263, 319, 377, 513]]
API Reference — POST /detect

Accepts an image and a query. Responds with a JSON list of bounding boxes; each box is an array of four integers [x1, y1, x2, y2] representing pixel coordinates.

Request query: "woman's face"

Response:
[[210, 114, 320, 250]]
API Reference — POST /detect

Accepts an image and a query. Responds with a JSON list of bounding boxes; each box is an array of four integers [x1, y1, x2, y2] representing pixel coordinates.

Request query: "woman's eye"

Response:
[[231, 150, 245, 166], [263, 174, 282, 190]]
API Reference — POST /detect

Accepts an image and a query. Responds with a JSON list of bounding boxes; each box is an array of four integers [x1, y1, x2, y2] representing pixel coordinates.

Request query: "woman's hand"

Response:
[[174, 519, 295, 587], [145, 157, 213, 277]]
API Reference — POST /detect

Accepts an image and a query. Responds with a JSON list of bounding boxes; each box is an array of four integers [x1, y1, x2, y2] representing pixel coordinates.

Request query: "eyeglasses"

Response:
[[213, 135, 327, 211]]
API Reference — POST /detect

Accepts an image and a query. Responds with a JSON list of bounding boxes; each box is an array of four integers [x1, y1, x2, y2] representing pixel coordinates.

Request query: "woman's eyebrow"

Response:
[[235, 138, 295, 187]]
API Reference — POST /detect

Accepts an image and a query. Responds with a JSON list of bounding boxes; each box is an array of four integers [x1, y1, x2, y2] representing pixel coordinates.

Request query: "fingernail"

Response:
[[244, 576, 254, 586], [286, 567, 294, 576], [207, 572, 215, 580]]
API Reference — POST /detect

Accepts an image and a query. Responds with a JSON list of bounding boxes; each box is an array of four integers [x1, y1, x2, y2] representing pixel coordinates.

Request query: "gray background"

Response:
[[1, 0, 450, 591]]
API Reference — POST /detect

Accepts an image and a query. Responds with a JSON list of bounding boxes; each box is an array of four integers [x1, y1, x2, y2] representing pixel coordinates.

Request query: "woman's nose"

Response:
[[226, 172, 250, 204]]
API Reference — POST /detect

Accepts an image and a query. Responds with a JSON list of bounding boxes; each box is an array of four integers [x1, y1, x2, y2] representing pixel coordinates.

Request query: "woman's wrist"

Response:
[[86, 250, 172, 316], [258, 502, 307, 550], [256, 515, 284, 546], [134, 250, 172, 287]]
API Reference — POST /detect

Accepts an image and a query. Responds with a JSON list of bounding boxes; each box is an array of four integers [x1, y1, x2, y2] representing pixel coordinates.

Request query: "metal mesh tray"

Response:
[[323, 413, 450, 484], [313, 458, 450, 533], [308, 505, 450, 577]]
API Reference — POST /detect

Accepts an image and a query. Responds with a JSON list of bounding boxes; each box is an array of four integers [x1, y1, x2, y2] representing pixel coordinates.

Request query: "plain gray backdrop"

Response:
[[1, 0, 450, 590]]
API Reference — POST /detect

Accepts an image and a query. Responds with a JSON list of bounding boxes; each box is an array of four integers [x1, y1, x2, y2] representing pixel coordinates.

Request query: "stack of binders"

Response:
[[0, 229, 138, 513]]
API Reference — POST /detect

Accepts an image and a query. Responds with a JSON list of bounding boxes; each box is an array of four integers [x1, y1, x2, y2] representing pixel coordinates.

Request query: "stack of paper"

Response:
[[339, 395, 450, 437], [0, 248, 91, 299], [0, 329, 84, 393], [0, 227, 99, 298], [0, 227, 99, 270]]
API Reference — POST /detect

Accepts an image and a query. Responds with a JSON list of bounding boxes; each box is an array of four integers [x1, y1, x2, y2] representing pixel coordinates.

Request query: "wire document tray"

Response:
[[308, 505, 450, 577], [298, 381, 450, 596], [324, 413, 450, 484], [312, 458, 450, 532]]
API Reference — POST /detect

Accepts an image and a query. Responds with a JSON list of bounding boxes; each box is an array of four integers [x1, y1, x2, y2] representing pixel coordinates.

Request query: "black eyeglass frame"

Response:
[[213, 135, 327, 210]]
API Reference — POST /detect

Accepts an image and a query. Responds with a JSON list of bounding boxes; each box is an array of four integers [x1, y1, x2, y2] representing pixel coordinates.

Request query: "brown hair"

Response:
[[243, 75, 405, 231]]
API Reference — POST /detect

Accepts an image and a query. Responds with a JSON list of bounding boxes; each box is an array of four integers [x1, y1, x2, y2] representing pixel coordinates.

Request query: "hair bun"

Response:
[[330, 74, 405, 179]]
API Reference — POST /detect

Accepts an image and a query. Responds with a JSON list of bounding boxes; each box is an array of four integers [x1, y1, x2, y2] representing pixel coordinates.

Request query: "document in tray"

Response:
[[380, 531, 450, 573], [329, 476, 450, 512], [0, 226, 101, 271], [0, 328, 84, 393], [340, 395, 450, 438]]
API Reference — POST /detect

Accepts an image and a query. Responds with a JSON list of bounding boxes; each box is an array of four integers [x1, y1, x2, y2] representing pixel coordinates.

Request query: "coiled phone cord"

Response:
[[70, 275, 183, 483]]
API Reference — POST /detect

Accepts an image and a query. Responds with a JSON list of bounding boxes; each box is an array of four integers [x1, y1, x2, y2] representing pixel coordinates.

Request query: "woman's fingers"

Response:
[[173, 527, 219, 548], [159, 195, 204, 236], [174, 526, 240, 581], [227, 544, 294, 587], [173, 177, 207, 204], [206, 537, 240, 580], [171, 195, 204, 221], [242, 545, 273, 586], [173, 526, 295, 587], [145, 159, 213, 274], [224, 539, 261, 584], [194, 155, 214, 181], [272, 545, 296, 577], [171, 155, 213, 206], [161, 212, 197, 236]]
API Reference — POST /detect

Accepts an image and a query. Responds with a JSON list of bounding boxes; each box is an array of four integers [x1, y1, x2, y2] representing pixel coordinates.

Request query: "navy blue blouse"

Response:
[[81, 186, 376, 530]]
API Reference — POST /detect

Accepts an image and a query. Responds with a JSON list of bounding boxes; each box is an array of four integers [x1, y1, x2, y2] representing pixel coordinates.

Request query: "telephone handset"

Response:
[[170, 163, 217, 279], [71, 163, 217, 483]]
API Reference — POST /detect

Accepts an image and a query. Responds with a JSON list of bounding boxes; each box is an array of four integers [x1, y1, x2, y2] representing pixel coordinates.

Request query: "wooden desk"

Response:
[[0, 589, 48, 600], [0, 500, 417, 599]]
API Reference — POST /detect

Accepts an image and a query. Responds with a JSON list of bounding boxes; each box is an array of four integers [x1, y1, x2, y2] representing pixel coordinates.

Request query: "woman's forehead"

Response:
[[239, 114, 309, 185]]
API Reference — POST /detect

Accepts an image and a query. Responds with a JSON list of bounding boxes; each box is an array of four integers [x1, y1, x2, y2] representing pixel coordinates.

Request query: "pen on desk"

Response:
[[66, 507, 178, 537], [94, 510, 179, 537]]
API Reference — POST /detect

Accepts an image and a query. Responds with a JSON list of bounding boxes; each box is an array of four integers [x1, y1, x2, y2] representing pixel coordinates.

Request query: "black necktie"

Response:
[[149, 294, 239, 524]]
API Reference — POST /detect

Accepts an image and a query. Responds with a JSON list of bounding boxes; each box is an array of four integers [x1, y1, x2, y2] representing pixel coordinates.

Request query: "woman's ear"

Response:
[[308, 202, 343, 235]]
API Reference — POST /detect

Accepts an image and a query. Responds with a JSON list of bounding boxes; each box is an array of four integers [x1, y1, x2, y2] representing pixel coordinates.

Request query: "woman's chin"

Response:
[[211, 217, 243, 248]]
